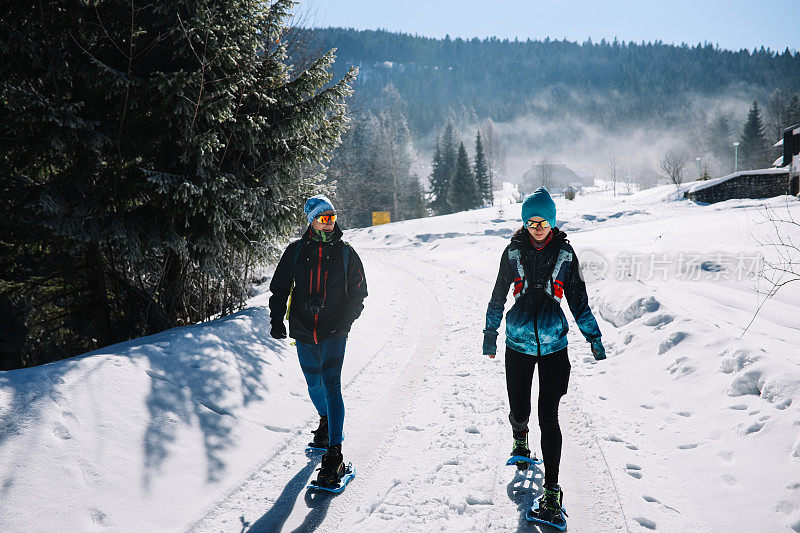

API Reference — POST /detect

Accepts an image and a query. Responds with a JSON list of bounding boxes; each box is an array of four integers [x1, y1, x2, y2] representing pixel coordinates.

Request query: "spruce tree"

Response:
[[447, 143, 480, 212], [474, 132, 492, 206], [429, 137, 447, 215], [739, 100, 771, 170], [430, 119, 458, 215], [429, 119, 459, 215], [0, 0, 355, 368]]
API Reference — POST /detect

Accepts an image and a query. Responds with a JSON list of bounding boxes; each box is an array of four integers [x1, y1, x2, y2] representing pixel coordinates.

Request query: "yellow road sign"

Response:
[[372, 211, 391, 226]]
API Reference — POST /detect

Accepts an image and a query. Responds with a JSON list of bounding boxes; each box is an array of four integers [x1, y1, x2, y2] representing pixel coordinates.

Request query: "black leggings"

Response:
[[505, 346, 570, 485]]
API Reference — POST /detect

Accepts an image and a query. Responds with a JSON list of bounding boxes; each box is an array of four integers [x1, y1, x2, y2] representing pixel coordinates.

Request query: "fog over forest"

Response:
[[294, 27, 800, 214]]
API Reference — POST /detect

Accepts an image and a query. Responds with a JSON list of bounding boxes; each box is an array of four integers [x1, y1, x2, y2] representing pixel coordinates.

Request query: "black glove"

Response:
[[270, 321, 287, 339]]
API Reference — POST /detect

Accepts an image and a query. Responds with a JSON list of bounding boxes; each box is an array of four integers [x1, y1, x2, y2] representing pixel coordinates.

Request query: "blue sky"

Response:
[[299, 0, 800, 53]]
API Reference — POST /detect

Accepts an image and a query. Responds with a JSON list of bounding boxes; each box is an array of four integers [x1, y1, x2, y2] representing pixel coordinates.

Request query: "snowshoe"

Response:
[[306, 416, 328, 452], [526, 483, 568, 530], [506, 431, 540, 470], [307, 445, 354, 493]]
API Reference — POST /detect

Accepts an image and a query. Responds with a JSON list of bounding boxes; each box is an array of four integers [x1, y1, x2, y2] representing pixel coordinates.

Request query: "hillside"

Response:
[[297, 28, 800, 133]]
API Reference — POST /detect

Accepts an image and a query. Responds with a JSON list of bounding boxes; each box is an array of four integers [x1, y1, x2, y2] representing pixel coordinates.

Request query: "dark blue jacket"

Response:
[[484, 227, 601, 356]]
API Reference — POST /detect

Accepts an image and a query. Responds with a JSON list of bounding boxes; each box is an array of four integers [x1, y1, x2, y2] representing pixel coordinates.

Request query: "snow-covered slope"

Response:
[[2, 185, 799, 532]]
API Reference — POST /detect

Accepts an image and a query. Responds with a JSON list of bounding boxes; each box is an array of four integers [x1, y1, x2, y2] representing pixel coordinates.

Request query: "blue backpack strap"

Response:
[[341, 241, 351, 295], [546, 246, 573, 303]]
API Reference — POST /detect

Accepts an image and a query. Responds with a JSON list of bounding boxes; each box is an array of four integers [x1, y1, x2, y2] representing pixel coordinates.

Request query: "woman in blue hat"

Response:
[[483, 187, 605, 525], [269, 194, 368, 488]]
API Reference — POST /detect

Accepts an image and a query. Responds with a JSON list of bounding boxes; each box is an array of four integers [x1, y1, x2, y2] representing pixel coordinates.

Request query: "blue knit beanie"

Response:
[[304, 194, 336, 224], [521, 187, 556, 228]]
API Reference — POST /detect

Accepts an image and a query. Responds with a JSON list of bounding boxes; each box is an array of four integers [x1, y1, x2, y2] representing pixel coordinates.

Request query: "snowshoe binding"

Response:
[[306, 416, 328, 452], [307, 445, 355, 493], [526, 483, 568, 530], [506, 430, 540, 470]]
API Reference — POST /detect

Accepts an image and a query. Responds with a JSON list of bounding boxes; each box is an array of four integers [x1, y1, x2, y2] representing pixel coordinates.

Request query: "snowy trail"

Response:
[[187, 252, 444, 531], [189, 246, 627, 532], [4, 190, 800, 531]]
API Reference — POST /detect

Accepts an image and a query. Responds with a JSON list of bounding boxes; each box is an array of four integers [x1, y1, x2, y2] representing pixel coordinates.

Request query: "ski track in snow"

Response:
[[188, 247, 628, 532]]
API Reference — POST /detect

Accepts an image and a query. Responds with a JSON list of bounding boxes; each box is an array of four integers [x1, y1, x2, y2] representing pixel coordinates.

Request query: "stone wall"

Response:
[[685, 172, 790, 204]]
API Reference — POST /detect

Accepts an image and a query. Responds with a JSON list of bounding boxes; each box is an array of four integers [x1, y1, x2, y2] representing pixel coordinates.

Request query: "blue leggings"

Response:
[[296, 336, 347, 446]]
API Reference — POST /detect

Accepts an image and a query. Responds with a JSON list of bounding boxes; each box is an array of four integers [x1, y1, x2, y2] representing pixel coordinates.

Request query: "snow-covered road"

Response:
[[3, 184, 799, 532], [189, 245, 628, 532]]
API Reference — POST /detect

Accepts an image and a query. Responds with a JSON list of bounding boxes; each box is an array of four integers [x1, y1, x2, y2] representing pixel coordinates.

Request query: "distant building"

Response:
[[684, 124, 799, 204], [521, 163, 593, 195], [776, 124, 799, 196]]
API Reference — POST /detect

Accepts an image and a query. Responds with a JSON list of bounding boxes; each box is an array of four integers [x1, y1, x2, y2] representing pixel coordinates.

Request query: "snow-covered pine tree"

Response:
[[474, 132, 491, 206], [0, 0, 355, 368], [430, 119, 458, 215], [429, 136, 448, 215], [447, 143, 480, 212], [329, 83, 420, 227], [739, 100, 771, 170], [328, 112, 377, 227]]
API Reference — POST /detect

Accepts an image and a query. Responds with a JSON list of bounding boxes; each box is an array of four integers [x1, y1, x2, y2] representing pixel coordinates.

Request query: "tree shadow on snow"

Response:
[[142, 305, 288, 488], [0, 303, 292, 496], [507, 464, 547, 532], [0, 360, 74, 494], [242, 450, 332, 533]]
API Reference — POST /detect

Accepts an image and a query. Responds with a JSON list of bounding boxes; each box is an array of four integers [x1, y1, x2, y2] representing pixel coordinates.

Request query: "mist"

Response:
[[413, 89, 759, 192]]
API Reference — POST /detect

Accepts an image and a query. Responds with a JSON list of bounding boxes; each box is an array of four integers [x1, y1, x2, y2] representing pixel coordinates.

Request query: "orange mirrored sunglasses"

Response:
[[315, 214, 337, 224], [525, 218, 550, 229]]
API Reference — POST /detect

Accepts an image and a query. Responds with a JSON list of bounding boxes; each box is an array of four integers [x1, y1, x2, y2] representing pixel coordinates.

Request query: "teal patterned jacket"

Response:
[[484, 227, 602, 356]]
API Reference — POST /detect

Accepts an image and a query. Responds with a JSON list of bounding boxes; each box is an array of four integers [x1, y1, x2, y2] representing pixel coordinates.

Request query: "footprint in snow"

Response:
[[677, 443, 698, 449], [633, 516, 657, 530], [90, 508, 110, 526], [146, 370, 171, 383], [729, 404, 748, 410], [775, 398, 793, 410], [643, 313, 675, 329], [607, 435, 624, 443], [52, 422, 71, 440], [658, 331, 688, 355], [625, 464, 643, 479], [640, 404, 655, 410], [262, 425, 291, 433], [675, 411, 691, 417], [744, 420, 765, 434]]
